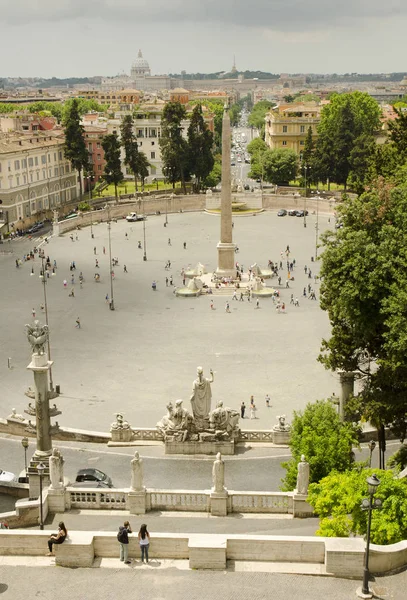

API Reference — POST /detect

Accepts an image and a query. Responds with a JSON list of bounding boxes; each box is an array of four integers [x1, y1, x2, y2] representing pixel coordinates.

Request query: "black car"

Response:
[[75, 468, 114, 487], [288, 209, 297, 216], [296, 210, 309, 217], [70, 480, 112, 489], [277, 209, 287, 217]]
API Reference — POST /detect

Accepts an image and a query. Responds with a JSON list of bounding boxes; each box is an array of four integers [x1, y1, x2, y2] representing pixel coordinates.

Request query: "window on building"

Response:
[[54, 167, 59, 177], [97, 142, 100, 149], [30, 173, 33, 182], [41, 155, 46, 164], [36, 172, 40, 180], [137, 130, 144, 138], [38, 200, 43, 211], [97, 154, 101, 161], [300, 125, 305, 133], [48, 154, 51, 162], [60, 166, 64, 175], [35, 157, 38, 166], [14, 160, 20, 170], [0, 163, 2, 173], [8, 161, 11, 172], [151, 141, 155, 146], [282, 141, 287, 146], [22, 159, 27, 168], [16, 176, 20, 186], [98, 165, 102, 171], [300, 141, 304, 146], [282, 126, 287, 133], [151, 152, 156, 159], [54, 153, 57, 161], [28, 158, 34, 167], [23, 174, 27, 184], [88, 143, 92, 151], [49, 169, 52, 178], [43, 169, 46, 179], [59, 151, 62, 160]]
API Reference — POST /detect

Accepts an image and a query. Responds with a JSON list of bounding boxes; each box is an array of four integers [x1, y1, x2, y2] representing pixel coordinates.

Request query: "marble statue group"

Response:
[[157, 366, 240, 443]]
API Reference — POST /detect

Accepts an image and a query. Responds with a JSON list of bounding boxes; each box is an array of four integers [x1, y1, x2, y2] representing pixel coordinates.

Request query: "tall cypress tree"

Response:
[[187, 104, 214, 191], [120, 114, 140, 192], [159, 101, 188, 192], [102, 133, 123, 202], [63, 98, 89, 199]]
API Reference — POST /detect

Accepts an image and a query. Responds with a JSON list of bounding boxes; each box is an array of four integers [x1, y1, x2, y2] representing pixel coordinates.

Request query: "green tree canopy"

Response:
[[388, 107, 407, 161], [187, 103, 214, 191], [308, 469, 407, 545], [101, 133, 123, 201], [63, 98, 89, 198], [262, 148, 298, 185], [281, 400, 359, 490], [159, 101, 189, 192], [120, 114, 140, 191], [248, 100, 274, 135]]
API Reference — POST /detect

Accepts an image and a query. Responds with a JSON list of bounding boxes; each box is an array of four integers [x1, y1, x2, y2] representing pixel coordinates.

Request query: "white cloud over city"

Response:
[[1, 0, 406, 76]]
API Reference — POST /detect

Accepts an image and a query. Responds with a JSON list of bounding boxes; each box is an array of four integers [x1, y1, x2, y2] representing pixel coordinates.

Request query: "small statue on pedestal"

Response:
[[49, 448, 64, 490], [295, 455, 310, 496], [212, 452, 226, 493], [130, 451, 144, 491]]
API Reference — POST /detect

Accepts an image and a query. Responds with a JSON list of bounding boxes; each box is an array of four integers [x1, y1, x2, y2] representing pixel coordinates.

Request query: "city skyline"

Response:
[[1, 0, 406, 78]]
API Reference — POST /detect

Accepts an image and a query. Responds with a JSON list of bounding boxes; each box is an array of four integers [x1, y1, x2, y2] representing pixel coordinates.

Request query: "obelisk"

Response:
[[216, 105, 235, 277]]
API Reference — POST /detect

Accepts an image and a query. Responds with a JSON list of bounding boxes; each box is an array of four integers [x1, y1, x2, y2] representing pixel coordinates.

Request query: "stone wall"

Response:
[[1, 529, 406, 576]]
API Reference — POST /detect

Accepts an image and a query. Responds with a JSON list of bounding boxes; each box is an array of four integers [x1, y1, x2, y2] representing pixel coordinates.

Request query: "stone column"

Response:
[[26, 351, 53, 498], [338, 370, 356, 421], [216, 106, 235, 277]]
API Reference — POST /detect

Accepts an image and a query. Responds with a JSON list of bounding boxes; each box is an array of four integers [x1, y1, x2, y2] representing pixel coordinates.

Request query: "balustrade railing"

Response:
[[150, 491, 209, 512]]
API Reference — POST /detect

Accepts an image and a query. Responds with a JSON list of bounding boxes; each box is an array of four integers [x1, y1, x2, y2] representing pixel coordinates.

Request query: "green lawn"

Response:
[[96, 181, 182, 197]]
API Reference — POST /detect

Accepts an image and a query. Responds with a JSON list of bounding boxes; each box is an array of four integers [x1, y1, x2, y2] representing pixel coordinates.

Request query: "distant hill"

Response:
[[170, 71, 279, 80]]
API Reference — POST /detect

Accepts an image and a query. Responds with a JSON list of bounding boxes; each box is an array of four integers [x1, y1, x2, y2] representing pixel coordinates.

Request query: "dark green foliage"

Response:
[[281, 400, 359, 490], [120, 114, 140, 191], [63, 98, 89, 198], [187, 104, 214, 191], [159, 102, 188, 192], [101, 133, 123, 201], [308, 469, 407, 544]]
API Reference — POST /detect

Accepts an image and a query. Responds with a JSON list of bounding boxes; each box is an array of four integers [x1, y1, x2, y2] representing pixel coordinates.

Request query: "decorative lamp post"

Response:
[[37, 462, 46, 529], [360, 474, 382, 597], [107, 207, 115, 310], [21, 437, 29, 477], [86, 175, 94, 238], [314, 190, 320, 261], [143, 214, 147, 261], [368, 440, 376, 468], [39, 256, 55, 394]]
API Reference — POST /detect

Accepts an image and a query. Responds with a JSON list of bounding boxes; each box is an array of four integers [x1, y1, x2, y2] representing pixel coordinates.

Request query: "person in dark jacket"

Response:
[[118, 520, 132, 564]]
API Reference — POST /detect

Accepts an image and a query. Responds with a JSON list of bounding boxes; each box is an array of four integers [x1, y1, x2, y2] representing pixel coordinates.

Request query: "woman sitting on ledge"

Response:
[[47, 521, 68, 556]]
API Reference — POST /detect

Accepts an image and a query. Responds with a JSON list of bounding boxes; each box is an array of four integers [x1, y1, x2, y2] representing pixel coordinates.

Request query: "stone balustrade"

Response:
[[1, 529, 406, 576]]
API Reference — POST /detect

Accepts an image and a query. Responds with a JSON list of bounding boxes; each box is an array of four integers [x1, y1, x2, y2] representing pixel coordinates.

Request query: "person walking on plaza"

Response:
[[232, 290, 237, 301], [183, 242, 187, 249], [103, 247, 106, 254], [255, 298, 260, 309], [250, 401, 257, 420], [138, 524, 150, 564], [210, 300, 215, 310], [166, 277, 169, 287], [75, 317, 81, 329], [239, 292, 244, 302], [32, 308, 36, 319], [265, 394, 271, 408], [93, 247, 97, 255], [294, 298, 300, 307], [124, 265, 128, 273], [95, 259, 99, 268], [63, 279, 67, 288], [118, 520, 132, 565], [225, 301, 231, 313], [105, 293, 109, 303], [125, 232, 128, 240], [71, 275, 74, 285], [290, 294, 294, 305], [240, 401, 246, 419], [170, 275, 173, 286], [168, 238, 171, 246], [69, 288, 75, 297]]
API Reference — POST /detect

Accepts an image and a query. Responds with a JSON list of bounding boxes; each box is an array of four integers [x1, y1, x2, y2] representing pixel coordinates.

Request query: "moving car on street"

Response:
[[126, 212, 146, 222]]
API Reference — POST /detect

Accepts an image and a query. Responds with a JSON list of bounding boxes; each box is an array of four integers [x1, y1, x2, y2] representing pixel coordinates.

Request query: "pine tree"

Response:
[[63, 98, 89, 199], [136, 152, 150, 190], [159, 102, 188, 192], [101, 133, 123, 202], [187, 104, 214, 191], [120, 114, 139, 192]]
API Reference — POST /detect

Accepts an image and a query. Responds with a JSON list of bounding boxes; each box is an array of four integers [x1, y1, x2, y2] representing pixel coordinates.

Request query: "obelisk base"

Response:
[[216, 242, 235, 278]]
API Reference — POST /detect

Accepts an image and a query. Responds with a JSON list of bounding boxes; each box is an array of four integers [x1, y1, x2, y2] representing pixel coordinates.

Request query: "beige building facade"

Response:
[[0, 131, 78, 233], [264, 102, 321, 155]]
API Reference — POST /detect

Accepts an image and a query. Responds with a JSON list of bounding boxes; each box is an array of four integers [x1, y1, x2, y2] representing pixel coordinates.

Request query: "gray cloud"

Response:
[[4, 0, 407, 30]]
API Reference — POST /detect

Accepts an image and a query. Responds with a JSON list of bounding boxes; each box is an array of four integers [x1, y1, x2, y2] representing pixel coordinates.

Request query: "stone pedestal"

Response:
[[272, 429, 291, 445], [127, 490, 146, 514], [292, 494, 314, 518], [210, 491, 228, 516], [165, 440, 235, 455], [216, 242, 236, 278], [47, 488, 66, 513], [189, 536, 227, 569], [52, 223, 60, 237], [111, 428, 133, 443]]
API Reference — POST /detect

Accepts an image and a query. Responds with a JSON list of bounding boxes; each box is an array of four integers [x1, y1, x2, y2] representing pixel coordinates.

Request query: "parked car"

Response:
[[126, 212, 146, 222], [288, 209, 297, 216], [70, 480, 112, 489], [296, 210, 309, 217], [0, 469, 17, 483], [75, 468, 114, 487], [277, 209, 287, 217]]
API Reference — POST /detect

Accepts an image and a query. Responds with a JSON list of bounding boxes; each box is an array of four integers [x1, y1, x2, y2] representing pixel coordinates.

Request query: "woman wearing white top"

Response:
[[138, 523, 150, 563]]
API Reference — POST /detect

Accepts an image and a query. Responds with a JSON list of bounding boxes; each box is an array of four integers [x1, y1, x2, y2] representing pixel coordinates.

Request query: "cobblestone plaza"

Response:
[[0, 209, 337, 433]]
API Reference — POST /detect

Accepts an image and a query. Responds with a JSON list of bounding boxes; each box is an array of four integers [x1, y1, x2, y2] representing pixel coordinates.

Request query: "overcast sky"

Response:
[[1, 0, 406, 78]]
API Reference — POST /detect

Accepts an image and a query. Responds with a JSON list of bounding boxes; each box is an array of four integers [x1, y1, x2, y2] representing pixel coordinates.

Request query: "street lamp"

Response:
[[165, 195, 168, 226], [21, 437, 29, 477], [368, 440, 376, 468], [39, 256, 54, 393], [86, 174, 94, 238], [143, 211, 147, 262], [37, 462, 46, 530], [107, 207, 115, 310], [360, 474, 382, 597], [302, 164, 310, 228], [314, 190, 320, 261]]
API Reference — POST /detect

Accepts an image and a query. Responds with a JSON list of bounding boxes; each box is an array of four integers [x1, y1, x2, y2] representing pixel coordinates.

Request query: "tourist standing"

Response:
[[118, 520, 132, 565], [138, 524, 150, 564], [75, 317, 81, 329], [265, 394, 271, 408], [46, 522, 67, 556], [240, 402, 246, 419], [225, 301, 231, 313], [250, 402, 257, 419]]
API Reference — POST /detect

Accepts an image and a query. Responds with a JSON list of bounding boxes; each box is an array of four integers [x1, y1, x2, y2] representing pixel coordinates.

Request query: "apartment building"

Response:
[[264, 102, 321, 155], [0, 131, 78, 233]]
